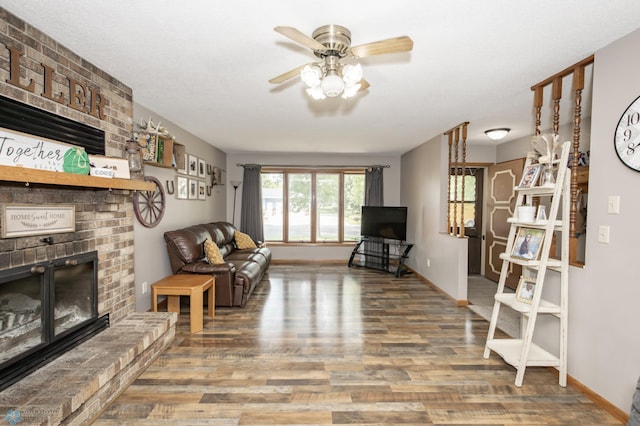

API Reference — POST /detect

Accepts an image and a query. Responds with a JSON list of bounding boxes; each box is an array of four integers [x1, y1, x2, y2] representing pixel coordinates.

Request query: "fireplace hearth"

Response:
[[0, 251, 108, 391]]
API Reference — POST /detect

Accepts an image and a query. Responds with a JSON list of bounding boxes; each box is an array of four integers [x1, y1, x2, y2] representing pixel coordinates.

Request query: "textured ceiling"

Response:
[[3, 1, 640, 154]]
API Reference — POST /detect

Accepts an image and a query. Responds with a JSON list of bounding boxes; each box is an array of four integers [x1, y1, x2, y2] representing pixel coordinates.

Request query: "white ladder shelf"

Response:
[[483, 141, 571, 387]]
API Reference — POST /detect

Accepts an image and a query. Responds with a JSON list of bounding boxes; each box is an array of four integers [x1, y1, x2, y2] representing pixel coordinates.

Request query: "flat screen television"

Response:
[[360, 206, 407, 241]]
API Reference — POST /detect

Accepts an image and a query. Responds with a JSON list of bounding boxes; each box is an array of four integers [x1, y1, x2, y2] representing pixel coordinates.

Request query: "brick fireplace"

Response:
[[0, 7, 177, 424], [0, 6, 137, 323]]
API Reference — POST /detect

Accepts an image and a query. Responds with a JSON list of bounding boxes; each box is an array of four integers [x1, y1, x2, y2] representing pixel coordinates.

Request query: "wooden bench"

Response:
[[151, 274, 214, 333]]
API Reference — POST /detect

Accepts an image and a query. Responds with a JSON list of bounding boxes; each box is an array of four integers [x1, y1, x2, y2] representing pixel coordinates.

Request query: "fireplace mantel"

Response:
[[0, 165, 154, 191]]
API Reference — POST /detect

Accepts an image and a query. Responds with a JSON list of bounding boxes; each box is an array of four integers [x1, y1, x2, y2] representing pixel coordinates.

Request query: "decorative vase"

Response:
[[540, 164, 556, 187]]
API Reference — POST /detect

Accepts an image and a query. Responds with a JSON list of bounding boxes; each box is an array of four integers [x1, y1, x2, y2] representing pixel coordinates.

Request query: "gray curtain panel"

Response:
[[365, 166, 384, 206], [240, 164, 264, 242], [363, 166, 385, 262]]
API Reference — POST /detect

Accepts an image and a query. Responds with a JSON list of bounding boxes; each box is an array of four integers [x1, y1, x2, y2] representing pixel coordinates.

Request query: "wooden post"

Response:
[[453, 127, 459, 236], [447, 132, 453, 233], [570, 65, 585, 264], [534, 86, 543, 135], [460, 123, 468, 238]]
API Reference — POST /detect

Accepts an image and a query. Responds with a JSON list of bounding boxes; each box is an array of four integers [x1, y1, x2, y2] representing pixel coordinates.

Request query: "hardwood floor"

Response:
[[96, 264, 620, 425]]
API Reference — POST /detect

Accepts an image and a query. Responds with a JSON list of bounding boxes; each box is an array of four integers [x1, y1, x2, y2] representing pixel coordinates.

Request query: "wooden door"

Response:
[[466, 168, 483, 275], [484, 158, 524, 288]]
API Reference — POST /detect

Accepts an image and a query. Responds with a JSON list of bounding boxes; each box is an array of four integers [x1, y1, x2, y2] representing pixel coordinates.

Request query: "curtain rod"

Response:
[[236, 163, 390, 169]]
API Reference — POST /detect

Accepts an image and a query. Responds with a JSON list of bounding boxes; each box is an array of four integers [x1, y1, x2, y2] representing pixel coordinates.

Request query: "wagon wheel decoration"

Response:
[[133, 176, 166, 228]]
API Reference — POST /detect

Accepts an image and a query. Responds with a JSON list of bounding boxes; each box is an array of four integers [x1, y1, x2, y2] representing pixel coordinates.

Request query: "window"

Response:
[[261, 170, 365, 243], [448, 168, 478, 230]]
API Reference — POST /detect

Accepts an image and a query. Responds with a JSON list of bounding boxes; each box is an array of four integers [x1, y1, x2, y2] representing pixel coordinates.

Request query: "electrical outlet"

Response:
[[427, 258, 431, 267], [142, 281, 148, 294], [598, 225, 610, 244]]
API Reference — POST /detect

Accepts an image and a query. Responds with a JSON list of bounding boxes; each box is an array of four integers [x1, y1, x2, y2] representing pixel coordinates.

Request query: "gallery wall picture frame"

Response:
[[177, 153, 188, 175], [518, 164, 542, 188], [515, 276, 537, 304], [198, 180, 206, 200], [188, 178, 198, 199], [511, 227, 545, 260], [176, 176, 188, 199], [188, 154, 198, 176], [198, 158, 206, 178]]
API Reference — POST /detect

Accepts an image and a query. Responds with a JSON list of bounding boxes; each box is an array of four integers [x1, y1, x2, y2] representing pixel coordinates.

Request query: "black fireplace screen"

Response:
[[0, 271, 43, 366], [0, 251, 107, 390]]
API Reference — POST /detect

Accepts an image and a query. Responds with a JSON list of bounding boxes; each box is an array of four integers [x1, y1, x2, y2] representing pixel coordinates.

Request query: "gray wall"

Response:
[[133, 103, 226, 312], [400, 27, 640, 414]]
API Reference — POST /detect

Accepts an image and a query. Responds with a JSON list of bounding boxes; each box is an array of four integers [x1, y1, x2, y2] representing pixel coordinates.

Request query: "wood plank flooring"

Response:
[[96, 264, 620, 425]]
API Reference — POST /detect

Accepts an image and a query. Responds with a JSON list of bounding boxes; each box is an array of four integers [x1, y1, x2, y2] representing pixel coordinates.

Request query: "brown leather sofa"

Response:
[[163, 221, 271, 307]]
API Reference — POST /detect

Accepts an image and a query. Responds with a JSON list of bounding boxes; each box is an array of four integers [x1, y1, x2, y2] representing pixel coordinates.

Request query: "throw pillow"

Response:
[[204, 239, 224, 264], [234, 230, 257, 249]]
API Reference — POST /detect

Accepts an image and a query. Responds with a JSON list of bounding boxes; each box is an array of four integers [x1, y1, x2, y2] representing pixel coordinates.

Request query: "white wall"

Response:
[[226, 152, 401, 261], [133, 103, 226, 312]]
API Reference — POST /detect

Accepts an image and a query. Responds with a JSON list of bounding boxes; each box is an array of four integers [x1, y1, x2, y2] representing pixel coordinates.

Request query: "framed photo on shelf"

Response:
[[515, 276, 536, 304], [518, 164, 542, 188], [511, 227, 545, 260], [176, 176, 188, 199], [188, 154, 198, 176], [198, 180, 206, 200], [198, 158, 206, 178], [176, 153, 188, 175], [188, 179, 198, 199]]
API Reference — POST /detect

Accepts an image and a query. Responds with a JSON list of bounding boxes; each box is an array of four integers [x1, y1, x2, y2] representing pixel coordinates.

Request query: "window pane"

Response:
[[448, 202, 476, 227], [449, 175, 476, 202], [316, 174, 339, 241], [344, 174, 364, 241], [288, 173, 311, 241], [262, 173, 283, 241]]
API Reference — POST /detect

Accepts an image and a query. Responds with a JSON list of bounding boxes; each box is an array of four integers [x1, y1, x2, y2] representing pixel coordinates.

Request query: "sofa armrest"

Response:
[[179, 261, 237, 307]]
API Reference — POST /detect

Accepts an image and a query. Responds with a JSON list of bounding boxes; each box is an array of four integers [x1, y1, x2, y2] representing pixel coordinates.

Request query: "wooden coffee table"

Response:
[[151, 274, 214, 333]]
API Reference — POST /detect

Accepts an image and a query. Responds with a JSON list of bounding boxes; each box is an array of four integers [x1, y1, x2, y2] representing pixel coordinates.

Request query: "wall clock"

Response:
[[614, 94, 640, 172], [133, 176, 166, 228]]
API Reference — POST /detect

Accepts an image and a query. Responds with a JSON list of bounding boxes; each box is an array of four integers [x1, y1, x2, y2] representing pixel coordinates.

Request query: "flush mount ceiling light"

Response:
[[269, 25, 413, 100], [484, 128, 511, 141]]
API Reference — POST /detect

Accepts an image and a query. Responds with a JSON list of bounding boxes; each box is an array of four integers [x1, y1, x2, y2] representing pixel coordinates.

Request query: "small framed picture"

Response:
[[198, 180, 206, 200], [515, 276, 536, 304], [176, 176, 188, 199], [188, 154, 198, 176], [188, 179, 198, 199], [198, 158, 206, 178], [518, 164, 542, 188], [176, 153, 187, 175], [511, 227, 545, 260]]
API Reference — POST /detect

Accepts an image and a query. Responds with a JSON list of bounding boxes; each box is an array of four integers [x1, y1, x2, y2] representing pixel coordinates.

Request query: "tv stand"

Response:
[[348, 238, 413, 277]]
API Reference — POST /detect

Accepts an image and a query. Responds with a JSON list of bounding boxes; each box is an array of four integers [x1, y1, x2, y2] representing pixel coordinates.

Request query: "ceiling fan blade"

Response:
[[349, 36, 413, 58], [268, 63, 311, 84], [274, 26, 327, 52]]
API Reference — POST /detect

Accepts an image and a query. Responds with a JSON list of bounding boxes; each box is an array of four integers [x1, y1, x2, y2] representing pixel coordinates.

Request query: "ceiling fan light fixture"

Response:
[[484, 128, 511, 141], [342, 83, 361, 99], [342, 63, 363, 85], [300, 65, 322, 88], [321, 70, 345, 97], [306, 86, 326, 100]]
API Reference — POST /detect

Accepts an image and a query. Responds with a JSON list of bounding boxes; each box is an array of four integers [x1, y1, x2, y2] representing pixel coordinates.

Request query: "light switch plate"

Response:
[[608, 196, 620, 214]]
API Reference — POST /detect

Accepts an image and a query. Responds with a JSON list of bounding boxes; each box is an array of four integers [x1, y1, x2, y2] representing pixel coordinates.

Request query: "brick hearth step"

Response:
[[0, 312, 177, 425]]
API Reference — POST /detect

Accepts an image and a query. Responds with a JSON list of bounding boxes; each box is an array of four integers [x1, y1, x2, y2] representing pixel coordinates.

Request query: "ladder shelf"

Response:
[[483, 141, 571, 387]]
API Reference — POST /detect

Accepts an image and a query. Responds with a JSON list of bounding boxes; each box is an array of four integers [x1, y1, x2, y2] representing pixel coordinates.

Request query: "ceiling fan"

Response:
[[268, 25, 413, 99]]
